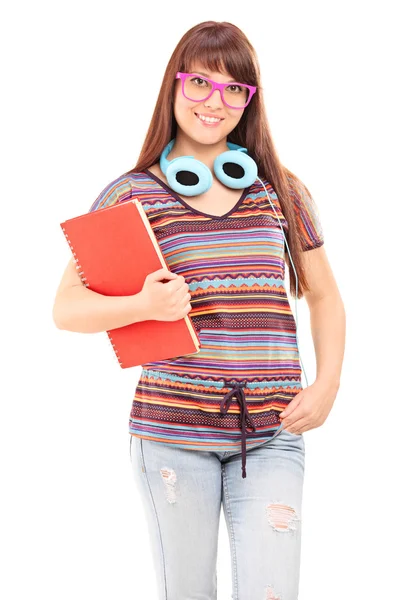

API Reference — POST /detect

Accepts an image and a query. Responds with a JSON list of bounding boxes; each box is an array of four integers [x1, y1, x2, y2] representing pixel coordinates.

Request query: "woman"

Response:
[[53, 21, 345, 600]]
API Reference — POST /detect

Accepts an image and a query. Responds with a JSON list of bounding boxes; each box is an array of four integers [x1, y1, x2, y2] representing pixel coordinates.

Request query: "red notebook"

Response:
[[60, 198, 200, 368]]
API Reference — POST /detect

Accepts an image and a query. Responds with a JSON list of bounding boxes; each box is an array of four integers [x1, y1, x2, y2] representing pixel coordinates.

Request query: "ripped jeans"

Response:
[[129, 428, 305, 600]]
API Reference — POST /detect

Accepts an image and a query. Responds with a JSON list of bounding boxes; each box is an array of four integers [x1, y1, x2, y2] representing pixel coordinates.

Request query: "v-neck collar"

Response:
[[143, 168, 252, 220]]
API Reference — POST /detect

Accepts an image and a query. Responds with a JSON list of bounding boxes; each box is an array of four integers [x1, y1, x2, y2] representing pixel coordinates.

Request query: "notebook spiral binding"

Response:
[[61, 230, 89, 286], [62, 228, 123, 369]]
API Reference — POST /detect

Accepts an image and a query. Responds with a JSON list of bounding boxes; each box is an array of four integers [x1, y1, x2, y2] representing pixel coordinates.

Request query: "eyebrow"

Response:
[[191, 70, 237, 83]]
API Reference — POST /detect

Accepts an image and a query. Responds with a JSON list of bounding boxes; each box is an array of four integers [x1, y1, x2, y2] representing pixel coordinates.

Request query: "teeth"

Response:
[[197, 114, 221, 123]]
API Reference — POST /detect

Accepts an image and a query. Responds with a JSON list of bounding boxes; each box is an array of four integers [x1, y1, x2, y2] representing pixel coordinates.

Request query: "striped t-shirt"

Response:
[[89, 169, 324, 477]]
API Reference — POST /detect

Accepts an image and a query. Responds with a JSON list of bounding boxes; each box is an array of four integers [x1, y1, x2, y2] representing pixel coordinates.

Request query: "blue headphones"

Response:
[[158, 138, 311, 419], [160, 138, 258, 196]]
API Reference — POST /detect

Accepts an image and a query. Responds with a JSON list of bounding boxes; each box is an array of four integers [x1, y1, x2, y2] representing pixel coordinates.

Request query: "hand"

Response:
[[279, 379, 339, 434], [139, 268, 192, 322]]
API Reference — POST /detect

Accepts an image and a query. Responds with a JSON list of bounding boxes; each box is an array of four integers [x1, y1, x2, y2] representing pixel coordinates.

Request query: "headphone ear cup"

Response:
[[165, 157, 212, 197], [214, 150, 258, 189]]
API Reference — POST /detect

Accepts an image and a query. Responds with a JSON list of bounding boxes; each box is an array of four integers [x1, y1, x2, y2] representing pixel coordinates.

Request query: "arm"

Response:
[[52, 256, 149, 334], [294, 245, 346, 392], [280, 245, 346, 432], [53, 175, 150, 333]]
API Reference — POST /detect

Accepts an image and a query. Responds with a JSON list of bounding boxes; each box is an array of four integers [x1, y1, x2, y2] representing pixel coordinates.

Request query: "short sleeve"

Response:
[[88, 174, 133, 212], [288, 176, 324, 251]]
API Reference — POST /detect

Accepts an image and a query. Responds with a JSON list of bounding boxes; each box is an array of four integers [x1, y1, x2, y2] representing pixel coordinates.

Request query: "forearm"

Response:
[[308, 294, 346, 391], [53, 286, 149, 334]]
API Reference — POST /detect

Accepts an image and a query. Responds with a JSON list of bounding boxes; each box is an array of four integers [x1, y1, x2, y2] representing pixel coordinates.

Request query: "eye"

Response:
[[191, 77, 208, 86], [227, 84, 244, 94]]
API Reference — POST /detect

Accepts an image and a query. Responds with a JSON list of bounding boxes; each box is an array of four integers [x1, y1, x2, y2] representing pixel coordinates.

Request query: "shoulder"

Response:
[[87, 171, 146, 212], [248, 176, 279, 206], [285, 172, 315, 210], [284, 171, 324, 250], [250, 176, 285, 214]]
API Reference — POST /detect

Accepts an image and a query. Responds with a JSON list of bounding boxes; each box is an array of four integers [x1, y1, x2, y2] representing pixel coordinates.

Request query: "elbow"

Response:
[[52, 313, 64, 330], [52, 302, 67, 330], [308, 293, 346, 324], [306, 288, 345, 311]]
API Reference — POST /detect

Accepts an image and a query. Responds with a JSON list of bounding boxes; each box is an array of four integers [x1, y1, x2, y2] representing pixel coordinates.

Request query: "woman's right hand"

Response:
[[139, 267, 192, 322]]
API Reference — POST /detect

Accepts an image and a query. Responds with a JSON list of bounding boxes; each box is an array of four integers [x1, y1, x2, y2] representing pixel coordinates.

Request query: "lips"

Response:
[[194, 113, 224, 125]]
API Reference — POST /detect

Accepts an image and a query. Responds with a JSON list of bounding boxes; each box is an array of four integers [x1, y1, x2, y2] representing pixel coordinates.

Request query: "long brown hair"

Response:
[[127, 21, 315, 299]]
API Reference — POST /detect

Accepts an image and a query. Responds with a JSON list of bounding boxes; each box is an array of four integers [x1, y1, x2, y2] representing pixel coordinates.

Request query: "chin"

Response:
[[182, 128, 221, 145]]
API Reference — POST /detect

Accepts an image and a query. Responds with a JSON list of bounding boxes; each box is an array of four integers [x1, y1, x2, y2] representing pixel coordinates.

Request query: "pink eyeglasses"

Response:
[[175, 72, 257, 109]]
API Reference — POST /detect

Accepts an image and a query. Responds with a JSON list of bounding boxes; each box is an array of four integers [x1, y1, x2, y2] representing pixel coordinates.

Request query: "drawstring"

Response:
[[220, 379, 257, 478]]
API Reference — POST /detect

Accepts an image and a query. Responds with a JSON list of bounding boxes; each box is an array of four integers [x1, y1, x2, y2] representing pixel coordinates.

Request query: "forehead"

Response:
[[188, 61, 235, 81]]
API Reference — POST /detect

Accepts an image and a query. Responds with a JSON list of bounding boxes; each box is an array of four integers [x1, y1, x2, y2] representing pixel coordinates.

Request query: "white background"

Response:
[[2, 1, 399, 598]]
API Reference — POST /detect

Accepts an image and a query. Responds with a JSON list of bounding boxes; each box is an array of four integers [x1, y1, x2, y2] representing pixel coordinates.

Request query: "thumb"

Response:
[[279, 393, 303, 418], [148, 268, 178, 283]]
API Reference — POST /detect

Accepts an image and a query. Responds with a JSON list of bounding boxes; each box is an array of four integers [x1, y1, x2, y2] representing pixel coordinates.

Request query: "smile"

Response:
[[195, 113, 223, 125]]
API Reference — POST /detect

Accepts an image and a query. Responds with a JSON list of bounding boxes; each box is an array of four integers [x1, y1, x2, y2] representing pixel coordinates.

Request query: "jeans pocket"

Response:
[[281, 428, 303, 437]]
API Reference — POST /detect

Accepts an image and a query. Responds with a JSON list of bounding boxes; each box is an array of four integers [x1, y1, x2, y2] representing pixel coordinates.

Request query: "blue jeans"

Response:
[[129, 428, 305, 600]]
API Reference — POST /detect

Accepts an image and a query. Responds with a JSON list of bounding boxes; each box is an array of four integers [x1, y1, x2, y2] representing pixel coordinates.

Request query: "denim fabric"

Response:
[[129, 428, 305, 600]]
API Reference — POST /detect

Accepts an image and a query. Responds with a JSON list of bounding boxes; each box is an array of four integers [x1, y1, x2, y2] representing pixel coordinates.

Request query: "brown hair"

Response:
[[127, 21, 316, 298]]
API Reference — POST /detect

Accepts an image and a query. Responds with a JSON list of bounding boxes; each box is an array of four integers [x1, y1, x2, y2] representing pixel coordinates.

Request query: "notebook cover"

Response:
[[60, 198, 200, 368]]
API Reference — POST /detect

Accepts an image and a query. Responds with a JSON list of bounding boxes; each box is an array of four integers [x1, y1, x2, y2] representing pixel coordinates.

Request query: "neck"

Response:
[[168, 131, 230, 172]]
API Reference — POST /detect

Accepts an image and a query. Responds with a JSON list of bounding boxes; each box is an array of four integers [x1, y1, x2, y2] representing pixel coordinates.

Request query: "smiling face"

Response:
[[173, 61, 246, 147]]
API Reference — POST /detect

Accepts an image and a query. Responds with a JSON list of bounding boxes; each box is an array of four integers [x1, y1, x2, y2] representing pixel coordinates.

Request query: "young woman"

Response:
[[53, 20, 345, 600]]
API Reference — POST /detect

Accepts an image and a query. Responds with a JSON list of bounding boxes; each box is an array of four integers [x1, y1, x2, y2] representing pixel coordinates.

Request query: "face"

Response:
[[173, 62, 246, 145]]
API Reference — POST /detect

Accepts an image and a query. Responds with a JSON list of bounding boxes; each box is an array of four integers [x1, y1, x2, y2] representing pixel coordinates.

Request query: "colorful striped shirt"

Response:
[[89, 169, 324, 477]]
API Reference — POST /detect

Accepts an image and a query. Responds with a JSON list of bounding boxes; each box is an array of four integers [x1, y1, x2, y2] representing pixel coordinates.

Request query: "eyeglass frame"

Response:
[[175, 72, 257, 109]]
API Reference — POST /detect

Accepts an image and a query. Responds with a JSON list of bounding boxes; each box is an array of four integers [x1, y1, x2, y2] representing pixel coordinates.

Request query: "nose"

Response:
[[204, 88, 224, 109]]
